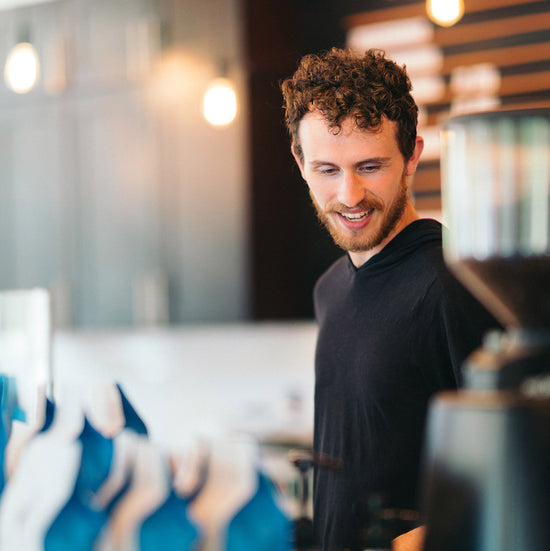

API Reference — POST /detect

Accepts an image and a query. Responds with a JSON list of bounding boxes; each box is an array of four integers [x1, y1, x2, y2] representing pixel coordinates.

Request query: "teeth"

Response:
[[343, 213, 366, 220], [341, 209, 373, 221]]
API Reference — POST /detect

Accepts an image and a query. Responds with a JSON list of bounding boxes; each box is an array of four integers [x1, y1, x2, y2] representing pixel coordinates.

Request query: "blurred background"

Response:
[[0, 4, 549, 532], [0, 0, 549, 328]]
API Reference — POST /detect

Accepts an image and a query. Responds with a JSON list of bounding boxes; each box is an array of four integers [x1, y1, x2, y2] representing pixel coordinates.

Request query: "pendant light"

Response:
[[4, 24, 40, 94], [426, 0, 464, 27], [203, 64, 237, 127], [202, 0, 238, 127]]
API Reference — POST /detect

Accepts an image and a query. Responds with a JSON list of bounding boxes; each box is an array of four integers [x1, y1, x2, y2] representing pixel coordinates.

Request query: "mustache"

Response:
[[324, 197, 383, 214]]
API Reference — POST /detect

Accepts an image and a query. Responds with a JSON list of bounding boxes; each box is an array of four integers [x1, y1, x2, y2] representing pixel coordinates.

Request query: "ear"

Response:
[[405, 136, 424, 176], [291, 145, 307, 180]]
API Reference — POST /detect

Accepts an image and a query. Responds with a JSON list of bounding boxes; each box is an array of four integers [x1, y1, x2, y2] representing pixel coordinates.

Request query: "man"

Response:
[[281, 48, 499, 550]]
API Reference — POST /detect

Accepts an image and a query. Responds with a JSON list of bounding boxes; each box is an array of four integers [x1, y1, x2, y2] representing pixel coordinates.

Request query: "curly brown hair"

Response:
[[281, 48, 418, 163]]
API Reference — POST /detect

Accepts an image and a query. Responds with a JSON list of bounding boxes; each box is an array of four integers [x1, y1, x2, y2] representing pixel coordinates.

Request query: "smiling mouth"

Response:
[[338, 208, 375, 222]]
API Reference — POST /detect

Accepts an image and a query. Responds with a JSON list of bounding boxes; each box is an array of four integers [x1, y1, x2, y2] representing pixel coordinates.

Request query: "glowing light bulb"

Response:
[[426, 0, 464, 27], [203, 77, 237, 127], [4, 42, 40, 94]]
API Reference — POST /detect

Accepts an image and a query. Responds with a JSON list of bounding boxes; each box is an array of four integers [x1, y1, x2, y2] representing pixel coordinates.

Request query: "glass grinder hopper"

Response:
[[421, 109, 550, 551]]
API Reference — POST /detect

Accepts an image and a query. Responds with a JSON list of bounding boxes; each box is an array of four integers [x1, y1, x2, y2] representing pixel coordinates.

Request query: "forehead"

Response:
[[297, 112, 400, 160]]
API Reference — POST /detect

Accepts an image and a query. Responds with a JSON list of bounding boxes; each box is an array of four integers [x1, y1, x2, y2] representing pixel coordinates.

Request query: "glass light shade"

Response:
[[203, 77, 237, 127], [441, 109, 550, 328], [426, 0, 464, 27], [4, 42, 40, 94]]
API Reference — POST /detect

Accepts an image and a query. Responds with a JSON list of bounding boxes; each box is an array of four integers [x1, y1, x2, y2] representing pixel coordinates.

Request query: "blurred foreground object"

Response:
[[0, 288, 52, 424], [421, 109, 550, 550]]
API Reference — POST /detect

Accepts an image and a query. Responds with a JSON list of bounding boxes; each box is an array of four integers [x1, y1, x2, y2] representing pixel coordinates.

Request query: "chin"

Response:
[[332, 233, 378, 253]]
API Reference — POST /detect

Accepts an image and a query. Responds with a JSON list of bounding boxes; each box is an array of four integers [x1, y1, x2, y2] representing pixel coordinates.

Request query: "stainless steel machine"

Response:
[[421, 109, 550, 550]]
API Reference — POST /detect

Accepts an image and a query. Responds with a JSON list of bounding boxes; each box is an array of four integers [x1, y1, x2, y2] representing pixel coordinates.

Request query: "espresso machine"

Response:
[[421, 109, 550, 550]]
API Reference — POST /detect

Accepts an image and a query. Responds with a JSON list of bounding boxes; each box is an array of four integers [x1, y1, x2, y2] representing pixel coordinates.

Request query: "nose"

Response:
[[337, 171, 365, 208]]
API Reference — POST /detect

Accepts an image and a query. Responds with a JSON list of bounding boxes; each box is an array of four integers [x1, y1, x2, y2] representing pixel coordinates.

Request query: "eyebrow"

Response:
[[309, 157, 391, 167]]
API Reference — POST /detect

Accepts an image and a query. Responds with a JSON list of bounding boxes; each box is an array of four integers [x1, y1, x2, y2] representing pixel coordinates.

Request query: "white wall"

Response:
[[52, 322, 317, 451]]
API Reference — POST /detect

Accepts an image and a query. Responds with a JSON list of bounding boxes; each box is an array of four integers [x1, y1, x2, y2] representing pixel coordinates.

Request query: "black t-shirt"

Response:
[[312, 219, 499, 550]]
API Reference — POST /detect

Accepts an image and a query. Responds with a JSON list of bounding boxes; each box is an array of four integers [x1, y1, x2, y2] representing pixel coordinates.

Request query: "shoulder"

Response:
[[314, 255, 350, 293], [312, 255, 351, 318], [412, 242, 484, 329], [398, 219, 460, 294], [397, 224, 499, 360]]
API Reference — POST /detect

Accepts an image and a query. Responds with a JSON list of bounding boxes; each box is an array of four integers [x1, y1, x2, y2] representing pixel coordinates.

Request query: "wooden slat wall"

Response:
[[344, 0, 548, 27], [441, 42, 550, 75], [433, 12, 550, 46], [345, 0, 550, 212], [425, 70, 550, 106]]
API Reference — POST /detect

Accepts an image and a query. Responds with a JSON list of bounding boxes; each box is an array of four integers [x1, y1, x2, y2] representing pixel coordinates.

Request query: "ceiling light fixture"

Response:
[[426, 0, 464, 27], [4, 25, 40, 94], [203, 73, 237, 127]]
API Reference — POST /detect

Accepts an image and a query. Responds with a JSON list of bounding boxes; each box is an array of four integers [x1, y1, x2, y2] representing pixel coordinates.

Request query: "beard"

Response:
[[311, 174, 409, 253]]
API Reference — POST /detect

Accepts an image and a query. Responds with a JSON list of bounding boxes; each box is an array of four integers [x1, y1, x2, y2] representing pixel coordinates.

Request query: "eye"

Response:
[[359, 163, 379, 173], [314, 165, 339, 176]]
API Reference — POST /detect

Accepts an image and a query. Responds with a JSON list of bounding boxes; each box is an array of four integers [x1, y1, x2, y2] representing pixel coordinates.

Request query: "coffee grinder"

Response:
[[421, 109, 550, 550]]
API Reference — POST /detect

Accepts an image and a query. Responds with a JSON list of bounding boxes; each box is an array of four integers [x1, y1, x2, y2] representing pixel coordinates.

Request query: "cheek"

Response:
[[306, 181, 330, 210], [372, 173, 403, 198], [305, 178, 327, 201]]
